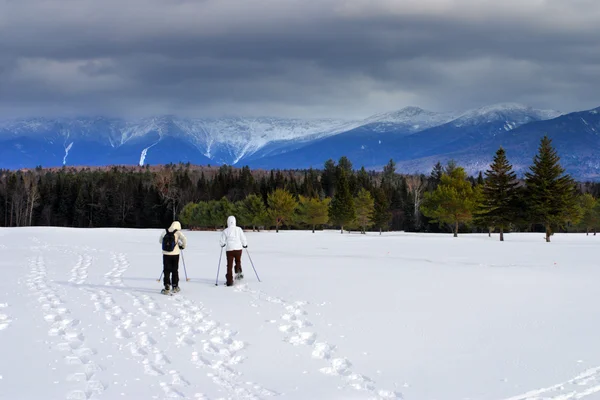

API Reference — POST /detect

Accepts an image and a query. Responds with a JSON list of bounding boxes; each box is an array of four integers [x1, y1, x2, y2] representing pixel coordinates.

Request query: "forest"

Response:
[[1, 136, 599, 240]]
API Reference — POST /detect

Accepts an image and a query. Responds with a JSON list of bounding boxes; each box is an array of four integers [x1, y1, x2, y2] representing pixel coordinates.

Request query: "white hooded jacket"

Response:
[[159, 221, 187, 256], [219, 216, 248, 251]]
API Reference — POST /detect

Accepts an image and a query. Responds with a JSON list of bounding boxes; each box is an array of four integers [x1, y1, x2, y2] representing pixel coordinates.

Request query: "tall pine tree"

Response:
[[476, 147, 519, 241], [372, 187, 392, 235], [328, 168, 355, 233], [524, 135, 579, 242], [354, 188, 375, 234], [576, 193, 599, 235]]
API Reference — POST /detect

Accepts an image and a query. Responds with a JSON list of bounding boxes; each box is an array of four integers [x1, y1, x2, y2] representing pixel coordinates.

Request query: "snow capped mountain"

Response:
[[451, 103, 563, 130], [393, 105, 600, 180], [361, 106, 460, 133], [4, 102, 597, 179], [169, 117, 362, 164], [0, 116, 365, 168]]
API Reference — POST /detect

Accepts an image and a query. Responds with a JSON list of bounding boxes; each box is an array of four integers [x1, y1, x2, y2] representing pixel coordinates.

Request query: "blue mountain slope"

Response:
[[245, 104, 561, 170], [395, 107, 600, 180]]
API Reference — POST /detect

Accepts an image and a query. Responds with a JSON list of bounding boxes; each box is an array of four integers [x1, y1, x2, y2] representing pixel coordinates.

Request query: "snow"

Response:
[[452, 103, 563, 128], [1, 228, 600, 399], [361, 106, 459, 133], [139, 142, 159, 166], [63, 142, 74, 165], [0, 103, 567, 167]]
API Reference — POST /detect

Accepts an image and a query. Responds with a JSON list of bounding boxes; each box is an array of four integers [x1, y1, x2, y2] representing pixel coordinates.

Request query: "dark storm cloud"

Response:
[[1, 0, 599, 119]]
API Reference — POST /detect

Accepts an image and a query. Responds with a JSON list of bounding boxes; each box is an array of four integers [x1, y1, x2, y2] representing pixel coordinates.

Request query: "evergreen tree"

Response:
[[383, 159, 396, 181], [239, 194, 268, 231], [576, 193, 599, 235], [338, 156, 353, 175], [476, 147, 519, 241], [356, 167, 372, 193], [372, 187, 392, 234], [476, 171, 484, 186], [179, 202, 199, 228], [429, 161, 444, 188], [321, 159, 337, 197], [328, 169, 355, 233], [267, 188, 298, 232], [524, 136, 579, 242], [445, 159, 458, 175], [354, 188, 375, 234], [297, 196, 330, 233], [214, 197, 235, 228], [420, 166, 481, 237]]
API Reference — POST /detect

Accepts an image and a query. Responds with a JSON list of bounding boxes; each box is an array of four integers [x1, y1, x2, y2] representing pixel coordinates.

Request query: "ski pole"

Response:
[[181, 250, 190, 282], [157, 271, 163, 282], [245, 249, 261, 282], [215, 246, 223, 286]]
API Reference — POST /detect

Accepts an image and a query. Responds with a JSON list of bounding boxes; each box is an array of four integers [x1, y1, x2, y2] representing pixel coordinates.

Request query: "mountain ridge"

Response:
[[3, 103, 600, 181]]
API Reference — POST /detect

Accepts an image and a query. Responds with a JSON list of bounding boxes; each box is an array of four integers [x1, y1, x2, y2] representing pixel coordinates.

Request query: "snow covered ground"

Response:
[[1, 228, 599, 400]]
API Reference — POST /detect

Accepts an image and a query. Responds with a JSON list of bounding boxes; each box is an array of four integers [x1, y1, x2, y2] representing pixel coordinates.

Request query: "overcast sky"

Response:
[[1, 0, 599, 119]]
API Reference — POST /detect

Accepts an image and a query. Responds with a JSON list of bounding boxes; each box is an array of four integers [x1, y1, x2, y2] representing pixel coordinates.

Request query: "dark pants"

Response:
[[163, 254, 179, 288], [226, 250, 242, 285]]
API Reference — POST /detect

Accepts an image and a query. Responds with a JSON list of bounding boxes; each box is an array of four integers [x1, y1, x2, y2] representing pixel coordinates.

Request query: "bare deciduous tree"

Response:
[[405, 174, 428, 229], [155, 169, 182, 220], [23, 172, 40, 226]]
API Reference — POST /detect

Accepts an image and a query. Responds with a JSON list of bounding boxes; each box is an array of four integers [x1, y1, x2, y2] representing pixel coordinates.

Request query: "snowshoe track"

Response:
[[504, 366, 600, 400], [234, 283, 403, 399], [26, 255, 106, 400]]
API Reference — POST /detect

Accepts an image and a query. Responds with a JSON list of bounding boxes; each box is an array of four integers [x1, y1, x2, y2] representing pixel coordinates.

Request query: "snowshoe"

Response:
[[235, 273, 244, 280], [161, 285, 172, 295]]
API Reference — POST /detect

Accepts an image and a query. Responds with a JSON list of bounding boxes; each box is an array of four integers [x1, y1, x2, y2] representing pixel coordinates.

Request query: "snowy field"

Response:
[[1, 228, 599, 400]]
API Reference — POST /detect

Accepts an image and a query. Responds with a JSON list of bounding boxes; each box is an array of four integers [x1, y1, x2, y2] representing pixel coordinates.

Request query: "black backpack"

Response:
[[162, 228, 178, 252]]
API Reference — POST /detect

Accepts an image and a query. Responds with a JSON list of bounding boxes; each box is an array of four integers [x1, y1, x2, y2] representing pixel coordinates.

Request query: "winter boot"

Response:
[[235, 272, 244, 280], [161, 285, 171, 295], [172, 286, 180, 293]]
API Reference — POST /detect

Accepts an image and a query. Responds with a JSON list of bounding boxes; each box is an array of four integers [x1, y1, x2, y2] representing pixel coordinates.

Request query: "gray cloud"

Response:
[[1, 0, 600, 119]]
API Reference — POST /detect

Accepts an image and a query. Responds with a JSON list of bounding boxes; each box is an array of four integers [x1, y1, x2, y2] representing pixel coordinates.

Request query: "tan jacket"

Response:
[[159, 221, 187, 256]]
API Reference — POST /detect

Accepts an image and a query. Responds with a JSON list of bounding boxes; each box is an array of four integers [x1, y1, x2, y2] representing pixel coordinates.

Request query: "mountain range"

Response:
[[1, 103, 599, 181]]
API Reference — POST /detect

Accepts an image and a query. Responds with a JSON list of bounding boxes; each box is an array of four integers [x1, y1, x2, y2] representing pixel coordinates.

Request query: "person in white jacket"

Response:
[[219, 215, 248, 286], [159, 221, 187, 294]]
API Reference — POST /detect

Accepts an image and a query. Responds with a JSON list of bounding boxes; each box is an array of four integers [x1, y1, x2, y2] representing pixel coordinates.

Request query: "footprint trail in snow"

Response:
[[234, 283, 403, 399]]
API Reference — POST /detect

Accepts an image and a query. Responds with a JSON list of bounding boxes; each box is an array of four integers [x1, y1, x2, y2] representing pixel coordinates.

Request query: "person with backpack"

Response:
[[159, 221, 187, 294], [219, 215, 248, 286]]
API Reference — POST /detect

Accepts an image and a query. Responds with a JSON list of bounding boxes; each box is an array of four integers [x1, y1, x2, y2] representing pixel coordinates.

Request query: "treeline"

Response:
[[179, 136, 600, 241], [1, 135, 599, 238]]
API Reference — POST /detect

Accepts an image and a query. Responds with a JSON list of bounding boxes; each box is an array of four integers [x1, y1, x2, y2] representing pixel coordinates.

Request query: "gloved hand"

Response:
[[221, 244, 225, 248], [243, 245, 248, 248], [179, 245, 185, 250]]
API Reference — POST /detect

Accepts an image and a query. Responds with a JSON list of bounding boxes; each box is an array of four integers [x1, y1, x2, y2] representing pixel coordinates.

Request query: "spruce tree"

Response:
[[372, 187, 392, 234], [476, 147, 519, 241], [429, 161, 444, 188], [524, 135, 579, 242], [322, 159, 337, 197], [354, 188, 375, 234], [577, 193, 599, 235], [328, 168, 355, 233]]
